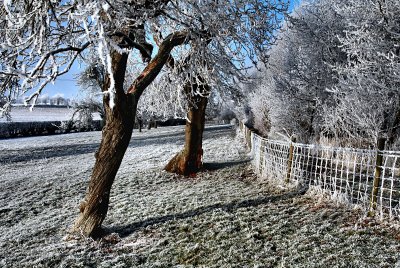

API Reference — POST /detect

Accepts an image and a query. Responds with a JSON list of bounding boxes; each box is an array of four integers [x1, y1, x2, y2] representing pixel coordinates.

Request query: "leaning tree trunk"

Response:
[[72, 52, 137, 238], [72, 30, 188, 238], [165, 83, 209, 176]]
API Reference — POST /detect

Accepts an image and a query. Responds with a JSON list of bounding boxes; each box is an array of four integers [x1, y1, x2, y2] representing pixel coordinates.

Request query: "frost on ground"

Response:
[[0, 125, 400, 268], [0, 106, 102, 123]]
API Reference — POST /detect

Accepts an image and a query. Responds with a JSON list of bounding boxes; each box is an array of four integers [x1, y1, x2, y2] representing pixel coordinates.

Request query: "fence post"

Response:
[[249, 131, 253, 150], [259, 139, 265, 175], [286, 136, 297, 183], [368, 137, 385, 216], [246, 128, 252, 150]]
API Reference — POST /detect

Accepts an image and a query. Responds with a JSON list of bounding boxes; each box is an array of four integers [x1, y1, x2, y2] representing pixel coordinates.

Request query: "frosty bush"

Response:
[[69, 100, 103, 131]]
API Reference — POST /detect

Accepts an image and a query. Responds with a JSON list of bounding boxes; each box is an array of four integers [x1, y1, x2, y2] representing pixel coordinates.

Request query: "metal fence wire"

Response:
[[241, 123, 400, 220]]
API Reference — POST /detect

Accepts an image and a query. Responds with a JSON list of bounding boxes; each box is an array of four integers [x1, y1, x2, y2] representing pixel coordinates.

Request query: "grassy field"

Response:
[[1, 125, 400, 267]]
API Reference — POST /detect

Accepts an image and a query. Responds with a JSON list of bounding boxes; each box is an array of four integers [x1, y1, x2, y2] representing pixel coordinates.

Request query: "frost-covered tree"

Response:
[[248, 0, 400, 148], [129, 68, 187, 126], [248, 0, 346, 141], [0, 0, 287, 237], [321, 0, 400, 147]]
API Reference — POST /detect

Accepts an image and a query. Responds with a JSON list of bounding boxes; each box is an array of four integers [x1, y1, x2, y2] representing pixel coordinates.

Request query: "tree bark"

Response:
[[72, 31, 189, 238], [73, 105, 136, 237], [165, 83, 209, 176], [72, 51, 138, 237]]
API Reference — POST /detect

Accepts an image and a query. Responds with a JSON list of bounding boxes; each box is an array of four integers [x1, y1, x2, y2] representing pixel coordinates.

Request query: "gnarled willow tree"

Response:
[[0, 0, 287, 237]]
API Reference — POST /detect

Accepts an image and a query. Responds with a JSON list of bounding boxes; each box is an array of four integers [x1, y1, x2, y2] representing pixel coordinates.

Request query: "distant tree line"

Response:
[[12, 94, 72, 107]]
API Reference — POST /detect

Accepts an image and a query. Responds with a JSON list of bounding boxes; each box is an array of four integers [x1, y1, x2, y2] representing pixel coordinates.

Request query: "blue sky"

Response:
[[42, 0, 301, 100], [43, 64, 85, 99]]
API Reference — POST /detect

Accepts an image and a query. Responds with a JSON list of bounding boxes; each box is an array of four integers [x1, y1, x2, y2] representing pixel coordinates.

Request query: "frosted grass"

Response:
[[0, 125, 400, 267]]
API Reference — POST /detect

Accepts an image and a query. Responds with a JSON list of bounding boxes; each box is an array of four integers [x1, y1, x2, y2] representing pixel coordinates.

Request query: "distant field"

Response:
[[0, 106, 101, 123]]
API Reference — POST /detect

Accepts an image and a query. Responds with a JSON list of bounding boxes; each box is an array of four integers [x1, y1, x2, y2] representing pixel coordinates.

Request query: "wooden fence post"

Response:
[[368, 137, 385, 216], [286, 136, 297, 183], [249, 131, 253, 150], [246, 128, 252, 150], [259, 140, 265, 175]]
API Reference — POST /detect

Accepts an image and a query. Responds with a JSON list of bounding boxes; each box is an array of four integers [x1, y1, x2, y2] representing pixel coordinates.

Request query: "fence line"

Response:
[[240, 122, 400, 220]]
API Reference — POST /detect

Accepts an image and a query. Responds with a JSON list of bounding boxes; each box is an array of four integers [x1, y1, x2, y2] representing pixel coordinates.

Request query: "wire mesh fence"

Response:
[[240, 122, 400, 220]]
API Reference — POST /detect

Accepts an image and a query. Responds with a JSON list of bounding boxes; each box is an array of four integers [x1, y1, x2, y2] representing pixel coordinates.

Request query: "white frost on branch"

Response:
[[245, 0, 400, 148], [1, 0, 289, 119]]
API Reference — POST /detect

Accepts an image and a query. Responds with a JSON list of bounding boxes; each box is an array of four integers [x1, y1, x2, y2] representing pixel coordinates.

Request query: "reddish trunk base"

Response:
[[165, 80, 208, 177], [165, 148, 203, 176]]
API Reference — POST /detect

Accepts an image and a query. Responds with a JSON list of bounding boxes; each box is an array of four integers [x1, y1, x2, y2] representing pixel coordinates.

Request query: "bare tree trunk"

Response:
[[138, 121, 142, 132], [165, 83, 209, 176], [73, 106, 136, 237], [72, 31, 188, 238], [72, 51, 137, 237]]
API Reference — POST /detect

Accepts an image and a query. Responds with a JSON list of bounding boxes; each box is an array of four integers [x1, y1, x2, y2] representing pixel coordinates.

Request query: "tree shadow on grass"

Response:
[[202, 159, 252, 171], [1, 125, 234, 164], [110, 187, 308, 238]]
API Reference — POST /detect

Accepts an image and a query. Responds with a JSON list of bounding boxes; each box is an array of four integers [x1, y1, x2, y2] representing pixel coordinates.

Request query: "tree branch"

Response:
[[30, 42, 91, 78], [127, 31, 188, 97]]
